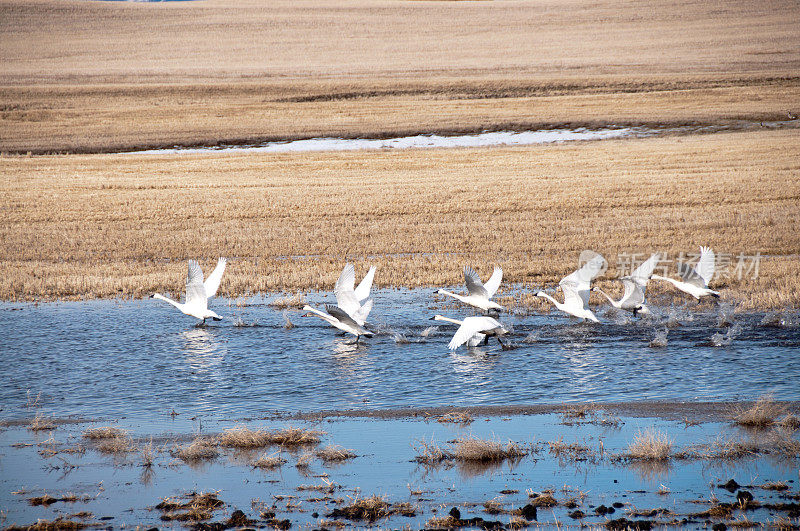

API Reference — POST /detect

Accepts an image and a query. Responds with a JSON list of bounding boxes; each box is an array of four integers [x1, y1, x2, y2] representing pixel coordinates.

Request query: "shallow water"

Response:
[[1, 289, 798, 424], [126, 121, 800, 155], [1, 413, 798, 528]]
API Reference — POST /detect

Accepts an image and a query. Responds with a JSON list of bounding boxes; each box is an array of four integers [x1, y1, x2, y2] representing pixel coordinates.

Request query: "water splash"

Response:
[[760, 311, 800, 328], [711, 323, 743, 347], [393, 332, 411, 345], [420, 326, 439, 338], [650, 328, 669, 348], [523, 332, 542, 344], [716, 303, 736, 327]]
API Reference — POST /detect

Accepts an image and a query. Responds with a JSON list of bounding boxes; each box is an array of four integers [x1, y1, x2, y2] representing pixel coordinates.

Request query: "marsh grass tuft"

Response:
[[268, 426, 325, 447], [29, 414, 56, 432], [315, 444, 357, 462], [155, 491, 224, 523], [626, 428, 672, 460], [95, 436, 136, 454], [529, 490, 558, 508], [172, 438, 219, 462], [83, 426, 127, 440], [253, 451, 287, 469], [452, 436, 527, 462], [219, 426, 269, 448], [731, 394, 787, 428], [483, 496, 506, 515], [327, 493, 415, 522], [436, 410, 474, 425]]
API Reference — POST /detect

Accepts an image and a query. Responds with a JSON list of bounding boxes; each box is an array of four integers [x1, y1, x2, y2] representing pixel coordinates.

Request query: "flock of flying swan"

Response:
[[152, 247, 721, 350]]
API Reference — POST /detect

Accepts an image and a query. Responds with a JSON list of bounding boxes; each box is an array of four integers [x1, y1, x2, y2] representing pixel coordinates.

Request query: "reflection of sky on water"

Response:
[[0, 289, 798, 422]]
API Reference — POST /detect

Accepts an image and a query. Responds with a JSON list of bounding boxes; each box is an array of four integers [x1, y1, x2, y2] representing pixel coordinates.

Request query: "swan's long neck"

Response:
[[437, 289, 467, 304], [433, 315, 463, 326], [303, 305, 337, 325], [153, 293, 184, 311], [537, 292, 564, 311], [594, 288, 621, 308], [651, 274, 680, 288]]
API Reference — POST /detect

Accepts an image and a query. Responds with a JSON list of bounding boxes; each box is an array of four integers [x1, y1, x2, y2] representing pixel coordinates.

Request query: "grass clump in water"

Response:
[[82, 426, 127, 440], [452, 436, 527, 462], [253, 452, 287, 469], [155, 491, 224, 523], [219, 426, 269, 448], [267, 426, 325, 447], [171, 438, 219, 462], [315, 444, 357, 462], [326, 493, 415, 522], [28, 414, 56, 432], [626, 428, 672, 460], [269, 293, 307, 309], [731, 394, 786, 428]]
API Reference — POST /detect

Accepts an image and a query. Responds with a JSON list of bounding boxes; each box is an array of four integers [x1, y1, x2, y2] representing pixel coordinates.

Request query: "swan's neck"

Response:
[[651, 274, 680, 288], [438, 289, 467, 303], [433, 315, 463, 326], [594, 288, 620, 307], [153, 293, 184, 311], [537, 292, 563, 310]]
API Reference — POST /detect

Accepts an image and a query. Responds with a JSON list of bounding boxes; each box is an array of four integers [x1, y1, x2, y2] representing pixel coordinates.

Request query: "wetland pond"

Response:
[[1, 288, 799, 528]]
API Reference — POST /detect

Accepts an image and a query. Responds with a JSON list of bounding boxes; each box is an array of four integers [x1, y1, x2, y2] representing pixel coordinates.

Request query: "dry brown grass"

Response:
[[452, 436, 527, 462], [732, 395, 788, 428], [315, 444, 357, 462], [267, 427, 325, 447], [269, 293, 307, 309], [155, 491, 224, 523], [28, 414, 56, 432], [1, 0, 799, 154], [1, 130, 798, 306], [171, 437, 219, 462], [82, 426, 127, 440], [95, 436, 135, 455], [219, 426, 269, 448], [253, 452, 287, 470], [626, 429, 672, 460], [435, 410, 474, 425], [528, 491, 558, 508]]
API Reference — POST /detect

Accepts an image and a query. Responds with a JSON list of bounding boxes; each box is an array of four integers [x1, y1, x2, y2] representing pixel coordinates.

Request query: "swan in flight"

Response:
[[537, 252, 606, 322], [437, 266, 503, 313], [431, 315, 508, 350], [592, 253, 660, 316], [334, 263, 375, 326], [651, 246, 720, 299], [303, 305, 374, 343], [152, 258, 226, 325]]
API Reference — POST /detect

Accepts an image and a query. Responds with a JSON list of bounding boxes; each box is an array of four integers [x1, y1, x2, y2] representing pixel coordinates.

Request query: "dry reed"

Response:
[[82, 426, 127, 440], [267, 427, 325, 447], [451, 436, 527, 462], [626, 429, 672, 460], [28, 414, 56, 432], [731, 395, 787, 428], [315, 444, 357, 462], [171, 438, 219, 462], [219, 426, 269, 448], [253, 452, 287, 470]]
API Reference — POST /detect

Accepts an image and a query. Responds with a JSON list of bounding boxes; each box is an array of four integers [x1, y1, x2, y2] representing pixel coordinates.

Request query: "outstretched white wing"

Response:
[[630, 253, 660, 286], [354, 266, 376, 303], [203, 257, 227, 299], [483, 267, 503, 298], [560, 252, 606, 308], [463, 266, 488, 298], [448, 316, 502, 350], [695, 246, 715, 287], [352, 298, 373, 326], [334, 263, 361, 318], [185, 260, 208, 308]]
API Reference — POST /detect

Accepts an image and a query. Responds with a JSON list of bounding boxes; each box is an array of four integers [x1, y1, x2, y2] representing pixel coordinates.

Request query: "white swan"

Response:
[[537, 252, 606, 322], [302, 304, 374, 343], [334, 263, 375, 325], [652, 246, 720, 299], [431, 315, 508, 350], [437, 266, 503, 313], [152, 259, 225, 325], [592, 253, 660, 316]]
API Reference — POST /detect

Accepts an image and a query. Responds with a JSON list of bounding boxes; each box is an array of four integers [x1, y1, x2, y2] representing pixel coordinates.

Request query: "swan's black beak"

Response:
[[429, 316, 437, 320]]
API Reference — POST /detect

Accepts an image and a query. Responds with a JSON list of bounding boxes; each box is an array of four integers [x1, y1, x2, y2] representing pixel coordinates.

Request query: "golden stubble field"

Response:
[[1, 0, 799, 307], [1, 129, 798, 308], [1, 0, 799, 153]]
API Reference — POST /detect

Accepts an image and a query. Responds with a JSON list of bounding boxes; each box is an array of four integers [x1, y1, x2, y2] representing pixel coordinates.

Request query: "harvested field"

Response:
[[1, 130, 798, 306]]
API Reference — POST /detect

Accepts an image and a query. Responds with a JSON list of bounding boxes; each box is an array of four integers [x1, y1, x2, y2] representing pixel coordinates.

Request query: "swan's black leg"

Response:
[[633, 308, 639, 317], [482, 335, 489, 345]]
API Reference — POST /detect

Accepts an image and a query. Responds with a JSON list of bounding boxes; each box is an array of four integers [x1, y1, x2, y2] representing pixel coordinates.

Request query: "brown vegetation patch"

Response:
[[95, 436, 136, 455], [82, 426, 127, 440], [732, 395, 787, 428], [451, 436, 527, 462], [219, 426, 269, 448], [253, 452, 287, 469], [171, 438, 219, 462], [155, 491, 224, 523], [529, 491, 558, 508], [28, 414, 56, 432], [5, 518, 91, 531], [269, 293, 307, 309], [267, 426, 325, 447], [626, 429, 672, 460], [28, 493, 83, 507], [435, 410, 474, 425], [315, 444, 357, 462]]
